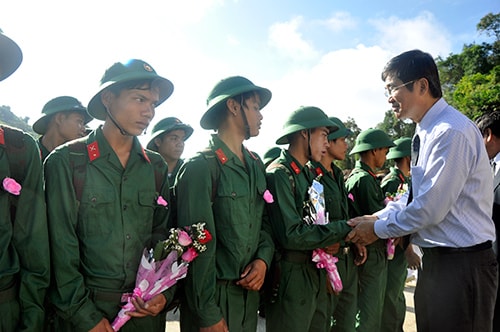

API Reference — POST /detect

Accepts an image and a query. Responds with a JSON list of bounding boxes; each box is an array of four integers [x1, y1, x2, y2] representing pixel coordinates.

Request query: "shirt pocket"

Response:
[[137, 190, 157, 232], [78, 186, 115, 236]]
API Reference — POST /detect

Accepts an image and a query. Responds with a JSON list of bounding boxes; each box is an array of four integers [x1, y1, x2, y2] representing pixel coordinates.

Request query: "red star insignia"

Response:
[[87, 141, 100, 161]]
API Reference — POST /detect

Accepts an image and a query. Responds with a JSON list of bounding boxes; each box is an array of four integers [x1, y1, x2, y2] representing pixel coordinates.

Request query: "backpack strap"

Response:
[[1, 126, 28, 185], [198, 149, 221, 202], [68, 141, 88, 202], [144, 149, 166, 194]]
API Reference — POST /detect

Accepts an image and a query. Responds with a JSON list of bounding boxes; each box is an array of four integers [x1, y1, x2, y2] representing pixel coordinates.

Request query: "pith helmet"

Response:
[[201, 76, 272, 130], [263, 146, 281, 165], [386, 137, 411, 160], [275, 106, 338, 145], [88, 59, 174, 121], [0, 29, 22, 81], [146, 117, 194, 151], [33, 96, 92, 135], [349, 128, 395, 155], [328, 117, 353, 140]]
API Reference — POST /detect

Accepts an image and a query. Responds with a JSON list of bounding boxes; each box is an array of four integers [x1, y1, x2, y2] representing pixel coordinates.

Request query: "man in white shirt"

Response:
[[346, 49, 497, 332]]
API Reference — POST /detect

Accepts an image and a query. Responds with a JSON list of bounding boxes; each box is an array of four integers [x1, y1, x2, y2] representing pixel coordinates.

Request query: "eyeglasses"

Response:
[[384, 80, 415, 97]]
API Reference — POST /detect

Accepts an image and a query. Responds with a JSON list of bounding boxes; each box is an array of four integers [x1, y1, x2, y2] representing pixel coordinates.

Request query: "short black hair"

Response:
[[381, 49, 442, 99], [476, 112, 500, 137]]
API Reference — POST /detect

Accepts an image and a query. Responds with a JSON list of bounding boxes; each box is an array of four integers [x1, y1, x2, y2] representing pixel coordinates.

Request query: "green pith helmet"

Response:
[[349, 128, 395, 155], [328, 117, 353, 140], [275, 106, 338, 145], [0, 28, 22, 81], [201, 76, 272, 130], [263, 146, 281, 165], [88, 59, 174, 121], [386, 137, 412, 160], [32, 96, 92, 135], [146, 117, 194, 151]]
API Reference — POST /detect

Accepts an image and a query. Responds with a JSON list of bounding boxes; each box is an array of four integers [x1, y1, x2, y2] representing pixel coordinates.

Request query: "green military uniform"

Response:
[[44, 128, 172, 331], [174, 134, 274, 331], [0, 125, 50, 331], [310, 161, 358, 332], [380, 167, 410, 332], [266, 150, 352, 332], [345, 160, 388, 332], [37, 137, 51, 162]]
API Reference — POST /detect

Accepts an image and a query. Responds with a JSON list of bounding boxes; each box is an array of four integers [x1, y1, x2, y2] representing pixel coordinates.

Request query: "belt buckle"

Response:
[[342, 246, 350, 255]]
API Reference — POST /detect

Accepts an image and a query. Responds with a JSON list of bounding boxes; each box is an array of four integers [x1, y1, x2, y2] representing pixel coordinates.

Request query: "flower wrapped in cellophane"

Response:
[[384, 184, 409, 260], [305, 176, 343, 295], [111, 223, 212, 331]]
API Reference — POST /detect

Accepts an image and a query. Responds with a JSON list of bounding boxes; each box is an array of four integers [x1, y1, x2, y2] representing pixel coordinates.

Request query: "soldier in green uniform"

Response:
[[310, 117, 365, 332], [146, 117, 193, 181], [379, 137, 420, 332], [344, 128, 394, 332], [33, 96, 93, 161], [174, 76, 275, 332], [44, 59, 175, 332], [265, 106, 357, 332], [0, 28, 50, 332]]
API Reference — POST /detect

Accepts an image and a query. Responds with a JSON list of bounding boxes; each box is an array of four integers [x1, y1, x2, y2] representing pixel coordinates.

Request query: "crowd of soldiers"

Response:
[[1, 27, 498, 332]]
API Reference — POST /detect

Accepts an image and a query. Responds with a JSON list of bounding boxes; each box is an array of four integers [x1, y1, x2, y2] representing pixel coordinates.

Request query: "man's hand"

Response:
[[323, 242, 341, 255], [89, 318, 113, 332], [127, 293, 167, 318], [345, 216, 379, 246], [405, 246, 422, 270], [200, 318, 229, 332], [236, 259, 267, 291]]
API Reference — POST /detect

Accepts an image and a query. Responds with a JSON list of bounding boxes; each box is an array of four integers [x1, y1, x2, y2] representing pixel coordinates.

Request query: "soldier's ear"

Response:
[[101, 90, 114, 109]]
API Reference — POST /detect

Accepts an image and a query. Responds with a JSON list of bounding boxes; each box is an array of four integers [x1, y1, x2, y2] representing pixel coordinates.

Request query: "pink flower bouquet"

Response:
[[306, 177, 343, 294], [384, 185, 409, 260], [111, 223, 212, 331]]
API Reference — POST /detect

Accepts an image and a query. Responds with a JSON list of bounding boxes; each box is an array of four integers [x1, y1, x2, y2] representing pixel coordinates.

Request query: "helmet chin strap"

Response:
[[105, 106, 131, 136], [239, 96, 251, 140], [307, 129, 312, 160]]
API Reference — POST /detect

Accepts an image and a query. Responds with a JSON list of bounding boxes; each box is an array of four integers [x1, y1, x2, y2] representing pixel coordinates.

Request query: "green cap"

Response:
[[263, 147, 281, 165], [146, 117, 194, 151], [386, 137, 411, 159], [276, 106, 338, 145], [33, 96, 92, 135], [201, 76, 272, 130], [88, 59, 174, 120], [0, 29, 22, 81], [328, 117, 353, 140], [349, 128, 395, 155]]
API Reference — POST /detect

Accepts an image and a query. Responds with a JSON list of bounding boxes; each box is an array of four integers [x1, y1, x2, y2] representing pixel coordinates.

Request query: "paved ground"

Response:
[[165, 278, 418, 331]]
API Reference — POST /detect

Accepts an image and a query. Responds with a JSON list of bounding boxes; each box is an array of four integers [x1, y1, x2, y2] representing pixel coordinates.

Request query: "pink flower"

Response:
[[157, 195, 168, 207], [263, 189, 274, 203], [3, 177, 21, 195], [182, 247, 199, 262], [177, 230, 193, 246], [348, 193, 354, 202]]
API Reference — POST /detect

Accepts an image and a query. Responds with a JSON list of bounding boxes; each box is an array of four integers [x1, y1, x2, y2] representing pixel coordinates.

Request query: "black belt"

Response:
[[90, 289, 131, 304], [0, 284, 17, 303], [282, 250, 312, 264], [423, 241, 492, 255]]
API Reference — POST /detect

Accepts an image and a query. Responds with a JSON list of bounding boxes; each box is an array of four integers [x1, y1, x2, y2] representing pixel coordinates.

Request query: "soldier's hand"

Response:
[[128, 293, 166, 317], [236, 258, 267, 291], [89, 318, 113, 332], [405, 246, 421, 270], [200, 318, 229, 332], [347, 215, 378, 227], [353, 243, 367, 266], [323, 242, 340, 255]]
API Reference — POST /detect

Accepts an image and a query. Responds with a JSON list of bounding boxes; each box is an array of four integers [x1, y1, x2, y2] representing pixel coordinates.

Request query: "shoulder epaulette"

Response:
[[215, 148, 228, 164], [86, 141, 100, 161], [290, 161, 300, 174]]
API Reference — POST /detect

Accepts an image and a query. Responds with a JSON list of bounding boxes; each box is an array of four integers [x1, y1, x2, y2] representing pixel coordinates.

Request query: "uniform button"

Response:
[[91, 197, 97, 203], [126, 234, 131, 240], [249, 224, 252, 229], [123, 205, 127, 211], [123, 176, 128, 181], [231, 192, 236, 197]]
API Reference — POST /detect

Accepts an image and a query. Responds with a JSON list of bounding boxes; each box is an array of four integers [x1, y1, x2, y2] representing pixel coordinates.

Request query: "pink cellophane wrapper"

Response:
[[312, 249, 343, 294], [111, 250, 189, 331], [386, 238, 395, 260]]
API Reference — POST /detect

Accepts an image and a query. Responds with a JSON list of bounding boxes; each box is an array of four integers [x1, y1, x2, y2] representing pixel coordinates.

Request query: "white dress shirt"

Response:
[[374, 98, 495, 248]]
